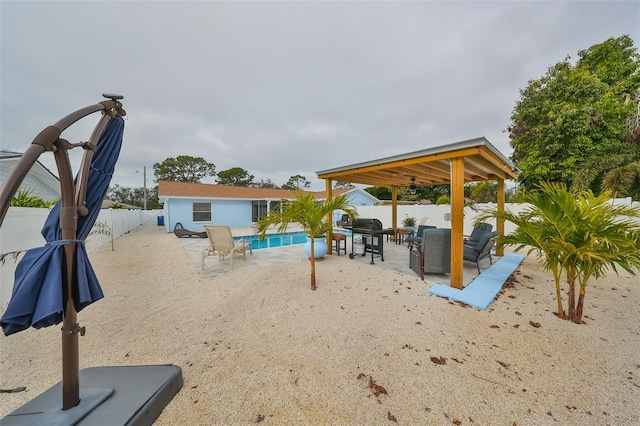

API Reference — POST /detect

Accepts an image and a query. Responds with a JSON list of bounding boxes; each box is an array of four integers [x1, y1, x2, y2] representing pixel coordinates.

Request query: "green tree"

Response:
[[505, 186, 526, 203], [572, 95, 640, 199], [216, 167, 255, 186], [281, 174, 310, 191], [253, 179, 279, 189], [363, 184, 450, 203], [334, 181, 355, 189], [571, 36, 640, 199], [106, 184, 162, 209], [577, 35, 640, 92], [396, 186, 420, 202], [509, 36, 640, 191], [417, 184, 450, 204], [477, 182, 640, 323], [106, 184, 142, 207], [131, 187, 147, 207], [467, 181, 497, 203], [364, 186, 391, 200], [145, 186, 162, 209], [435, 195, 450, 205], [257, 193, 357, 291], [107, 184, 132, 205], [153, 155, 216, 183]]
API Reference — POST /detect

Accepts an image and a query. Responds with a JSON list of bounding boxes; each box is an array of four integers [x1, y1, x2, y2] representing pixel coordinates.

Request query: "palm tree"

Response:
[[572, 117, 640, 200], [477, 183, 573, 318], [477, 182, 640, 323], [564, 189, 640, 322], [601, 163, 640, 199], [256, 193, 357, 290]]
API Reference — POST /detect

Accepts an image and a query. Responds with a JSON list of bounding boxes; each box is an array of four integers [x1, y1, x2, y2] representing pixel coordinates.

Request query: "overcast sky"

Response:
[[2, 1, 639, 191]]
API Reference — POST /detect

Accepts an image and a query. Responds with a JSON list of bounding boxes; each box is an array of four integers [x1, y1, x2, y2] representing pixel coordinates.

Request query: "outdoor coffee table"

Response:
[[395, 228, 414, 244]]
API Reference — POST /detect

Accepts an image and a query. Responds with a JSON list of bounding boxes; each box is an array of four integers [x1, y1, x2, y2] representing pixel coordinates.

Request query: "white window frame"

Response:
[[193, 202, 211, 222]]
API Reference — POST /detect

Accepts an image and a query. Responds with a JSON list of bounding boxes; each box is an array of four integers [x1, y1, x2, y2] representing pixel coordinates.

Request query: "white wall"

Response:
[[352, 198, 640, 234], [0, 207, 50, 311], [0, 158, 61, 201], [83, 209, 162, 252], [3, 199, 637, 311], [0, 208, 162, 311], [352, 203, 520, 235]]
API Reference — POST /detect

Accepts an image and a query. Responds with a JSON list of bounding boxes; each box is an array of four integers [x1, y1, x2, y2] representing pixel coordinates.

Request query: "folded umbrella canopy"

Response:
[[1, 116, 124, 335], [0, 95, 126, 411]]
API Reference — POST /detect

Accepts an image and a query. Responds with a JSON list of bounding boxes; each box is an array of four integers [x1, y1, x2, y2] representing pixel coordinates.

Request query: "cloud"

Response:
[[2, 1, 638, 191]]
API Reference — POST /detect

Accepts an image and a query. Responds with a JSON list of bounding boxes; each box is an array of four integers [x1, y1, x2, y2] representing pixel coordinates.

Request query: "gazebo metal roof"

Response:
[[316, 137, 519, 187]]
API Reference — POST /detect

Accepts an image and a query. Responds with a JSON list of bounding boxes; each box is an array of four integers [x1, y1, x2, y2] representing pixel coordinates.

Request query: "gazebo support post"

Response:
[[450, 157, 465, 289], [496, 179, 505, 257], [325, 179, 333, 255], [391, 186, 398, 230]]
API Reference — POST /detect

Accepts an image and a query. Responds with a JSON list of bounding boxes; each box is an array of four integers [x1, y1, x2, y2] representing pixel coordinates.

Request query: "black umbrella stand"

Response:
[[0, 95, 182, 425]]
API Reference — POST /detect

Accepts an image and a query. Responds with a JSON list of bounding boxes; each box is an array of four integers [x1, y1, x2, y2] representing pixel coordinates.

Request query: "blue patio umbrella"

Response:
[[0, 116, 125, 336]]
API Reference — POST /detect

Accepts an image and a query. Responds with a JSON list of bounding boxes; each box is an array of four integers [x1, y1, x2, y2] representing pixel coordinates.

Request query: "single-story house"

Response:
[[0, 151, 60, 201], [157, 181, 379, 232]]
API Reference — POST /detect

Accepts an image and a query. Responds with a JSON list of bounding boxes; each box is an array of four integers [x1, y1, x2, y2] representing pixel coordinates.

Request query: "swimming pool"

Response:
[[235, 230, 351, 250]]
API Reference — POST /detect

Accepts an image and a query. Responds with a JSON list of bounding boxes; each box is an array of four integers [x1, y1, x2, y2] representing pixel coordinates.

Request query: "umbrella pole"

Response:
[[55, 114, 112, 410], [54, 143, 82, 409]]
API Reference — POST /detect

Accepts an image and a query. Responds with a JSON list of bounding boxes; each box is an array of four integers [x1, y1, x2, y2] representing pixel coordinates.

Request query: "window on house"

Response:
[[252, 200, 268, 222], [193, 202, 211, 222]]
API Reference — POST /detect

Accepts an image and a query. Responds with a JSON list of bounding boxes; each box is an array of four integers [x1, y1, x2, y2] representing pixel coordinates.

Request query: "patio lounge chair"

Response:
[[201, 225, 252, 271], [464, 222, 493, 247], [409, 228, 451, 280], [405, 225, 436, 246], [173, 222, 207, 238], [336, 214, 352, 227], [463, 230, 500, 273]]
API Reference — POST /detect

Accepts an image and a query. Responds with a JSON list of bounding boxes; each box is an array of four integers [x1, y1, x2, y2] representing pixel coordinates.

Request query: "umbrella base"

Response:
[[1, 364, 183, 426]]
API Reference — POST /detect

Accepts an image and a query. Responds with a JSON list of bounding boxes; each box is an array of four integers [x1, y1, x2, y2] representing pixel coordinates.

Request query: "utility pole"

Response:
[[136, 166, 147, 210], [143, 166, 147, 210]]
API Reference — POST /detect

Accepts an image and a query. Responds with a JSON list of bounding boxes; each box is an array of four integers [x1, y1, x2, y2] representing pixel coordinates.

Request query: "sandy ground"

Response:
[[1, 225, 639, 425]]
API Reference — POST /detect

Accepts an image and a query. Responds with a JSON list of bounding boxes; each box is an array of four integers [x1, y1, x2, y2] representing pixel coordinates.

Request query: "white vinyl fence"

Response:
[[0, 207, 162, 310], [351, 198, 639, 233], [352, 203, 519, 235], [2, 198, 637, 312]]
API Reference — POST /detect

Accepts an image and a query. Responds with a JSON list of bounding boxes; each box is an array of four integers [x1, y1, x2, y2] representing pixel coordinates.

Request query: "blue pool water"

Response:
[[235, 230, 351, 251]]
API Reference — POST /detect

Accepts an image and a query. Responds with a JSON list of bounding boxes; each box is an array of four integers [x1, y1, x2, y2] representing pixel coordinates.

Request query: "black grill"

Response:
[[348, 218, 388, 264], [351, 218, 383, 231]]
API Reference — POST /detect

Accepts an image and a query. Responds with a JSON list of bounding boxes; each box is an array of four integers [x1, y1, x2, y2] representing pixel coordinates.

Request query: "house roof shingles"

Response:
[[158, 181, 351, 200]]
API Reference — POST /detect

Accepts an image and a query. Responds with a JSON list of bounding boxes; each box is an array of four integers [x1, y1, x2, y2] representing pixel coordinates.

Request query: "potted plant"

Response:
[[257, 192, 357, 290], [402, 215, 416, 228]]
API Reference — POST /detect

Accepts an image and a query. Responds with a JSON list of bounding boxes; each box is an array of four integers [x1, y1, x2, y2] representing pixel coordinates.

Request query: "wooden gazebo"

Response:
[[316, 137, 519, 289]]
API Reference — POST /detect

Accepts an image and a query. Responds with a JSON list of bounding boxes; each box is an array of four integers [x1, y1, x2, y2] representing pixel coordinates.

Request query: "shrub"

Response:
[[10, 189, 57, 208]]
